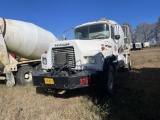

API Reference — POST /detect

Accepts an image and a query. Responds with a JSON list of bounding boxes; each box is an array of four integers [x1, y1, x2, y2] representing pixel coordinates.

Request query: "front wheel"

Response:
[[107, 67, 114, 95], [16, 66, 35, 85], [98, 65, 114, 97]]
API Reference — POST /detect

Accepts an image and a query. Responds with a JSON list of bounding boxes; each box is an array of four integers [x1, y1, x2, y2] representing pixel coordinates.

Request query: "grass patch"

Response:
[[0, 47, 160, 120]]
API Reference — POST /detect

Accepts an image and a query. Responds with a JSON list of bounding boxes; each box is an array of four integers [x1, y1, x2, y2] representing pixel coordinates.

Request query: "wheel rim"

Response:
[[24, 71, 32, 82], [108, 72, 113, 92]]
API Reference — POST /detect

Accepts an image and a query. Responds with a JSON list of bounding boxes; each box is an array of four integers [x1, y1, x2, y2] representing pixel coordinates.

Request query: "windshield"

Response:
[[74, 24, 110, 40]]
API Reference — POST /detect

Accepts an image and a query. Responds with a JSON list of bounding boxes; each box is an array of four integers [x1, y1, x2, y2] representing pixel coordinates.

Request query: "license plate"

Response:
[[44, 78, 54, 84]]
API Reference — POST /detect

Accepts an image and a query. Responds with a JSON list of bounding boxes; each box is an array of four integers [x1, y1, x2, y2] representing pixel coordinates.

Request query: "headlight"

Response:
[[42, 58, 47, 65], [84, 56, 97, 64], [89, 57, 96, 64]]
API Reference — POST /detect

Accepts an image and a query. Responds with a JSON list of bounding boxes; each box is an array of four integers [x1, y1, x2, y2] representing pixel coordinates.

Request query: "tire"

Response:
[[127, 60, 131, 71], [16, 66, 35, 85], [98, 64, 114, 97], [105, 65, 114, 95], [122, 57, 131, 72]]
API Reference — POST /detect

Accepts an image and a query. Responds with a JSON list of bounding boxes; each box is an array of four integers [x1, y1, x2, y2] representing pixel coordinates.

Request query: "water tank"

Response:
[[0, 18, 58, 59]]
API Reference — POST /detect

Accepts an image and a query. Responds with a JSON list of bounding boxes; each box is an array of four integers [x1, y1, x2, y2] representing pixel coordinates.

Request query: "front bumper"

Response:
[[33, 71, 96, 90]]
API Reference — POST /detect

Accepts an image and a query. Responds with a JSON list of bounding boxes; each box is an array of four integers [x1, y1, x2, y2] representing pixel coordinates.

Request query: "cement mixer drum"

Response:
[[0, 18, 58, 59]]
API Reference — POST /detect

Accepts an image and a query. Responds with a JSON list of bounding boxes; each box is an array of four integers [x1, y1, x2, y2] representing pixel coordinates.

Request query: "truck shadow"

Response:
[[0, 80, 6, 84], [89, 68, 160, 120], [36, 68, 160, 119], [35, 86, 92, 99]]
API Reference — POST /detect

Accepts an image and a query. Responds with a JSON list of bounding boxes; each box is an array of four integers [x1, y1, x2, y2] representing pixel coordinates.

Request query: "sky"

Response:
[[0, 0, 159, 39]]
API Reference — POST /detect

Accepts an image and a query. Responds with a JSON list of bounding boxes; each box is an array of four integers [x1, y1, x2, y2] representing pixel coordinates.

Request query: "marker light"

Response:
[[42, 58, 47, 65]]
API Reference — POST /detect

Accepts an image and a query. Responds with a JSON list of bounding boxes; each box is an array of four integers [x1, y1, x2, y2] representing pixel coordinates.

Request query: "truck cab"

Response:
[[33, 18, 131, 96]]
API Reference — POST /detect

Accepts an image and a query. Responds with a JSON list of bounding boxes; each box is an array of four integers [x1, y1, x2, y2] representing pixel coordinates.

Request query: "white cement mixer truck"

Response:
[[0, 18, 58, 86], [33, 18, 131, 96]]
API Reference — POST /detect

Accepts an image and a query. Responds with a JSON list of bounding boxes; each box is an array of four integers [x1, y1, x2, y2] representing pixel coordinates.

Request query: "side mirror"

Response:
[[115, 35, 120, 40]]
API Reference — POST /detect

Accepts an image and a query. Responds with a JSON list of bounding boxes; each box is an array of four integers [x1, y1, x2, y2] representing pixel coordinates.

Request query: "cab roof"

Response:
[[75, 18, 118, 29]]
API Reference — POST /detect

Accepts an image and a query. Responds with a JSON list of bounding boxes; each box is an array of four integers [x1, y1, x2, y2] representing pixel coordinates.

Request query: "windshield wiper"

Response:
[[90, 34, 108, 39]]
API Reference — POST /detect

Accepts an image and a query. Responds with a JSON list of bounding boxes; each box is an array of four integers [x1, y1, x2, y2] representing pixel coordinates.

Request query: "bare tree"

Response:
[[158, 17, 160, 25], [134, 23, 154, 42], [155, 17, 160, 42]]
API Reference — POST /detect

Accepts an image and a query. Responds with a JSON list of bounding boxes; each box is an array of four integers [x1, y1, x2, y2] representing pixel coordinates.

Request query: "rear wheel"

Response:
[[122, 57, 132, 72], [127, 60, 131, 71], [16, 66, 35, 85]]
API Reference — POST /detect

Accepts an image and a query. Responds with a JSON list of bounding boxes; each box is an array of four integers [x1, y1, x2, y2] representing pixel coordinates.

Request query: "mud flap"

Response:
[[6, 72, 15, 86]]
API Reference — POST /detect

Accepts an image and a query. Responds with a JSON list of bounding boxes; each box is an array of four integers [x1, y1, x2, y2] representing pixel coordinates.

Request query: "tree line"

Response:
[[123, 17, 160, 44]]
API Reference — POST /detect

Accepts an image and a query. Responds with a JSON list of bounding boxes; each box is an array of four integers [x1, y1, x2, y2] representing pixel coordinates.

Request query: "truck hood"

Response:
[[46, 39, 114, 71], [52, 39, 112, 52]]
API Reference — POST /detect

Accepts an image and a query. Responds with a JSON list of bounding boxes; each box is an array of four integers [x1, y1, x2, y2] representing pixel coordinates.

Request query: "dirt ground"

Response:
[[0, 47, 160, 120]]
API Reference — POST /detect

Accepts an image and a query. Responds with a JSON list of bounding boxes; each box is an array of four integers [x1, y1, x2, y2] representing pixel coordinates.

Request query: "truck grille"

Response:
[[52, 47, 76, 68]]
